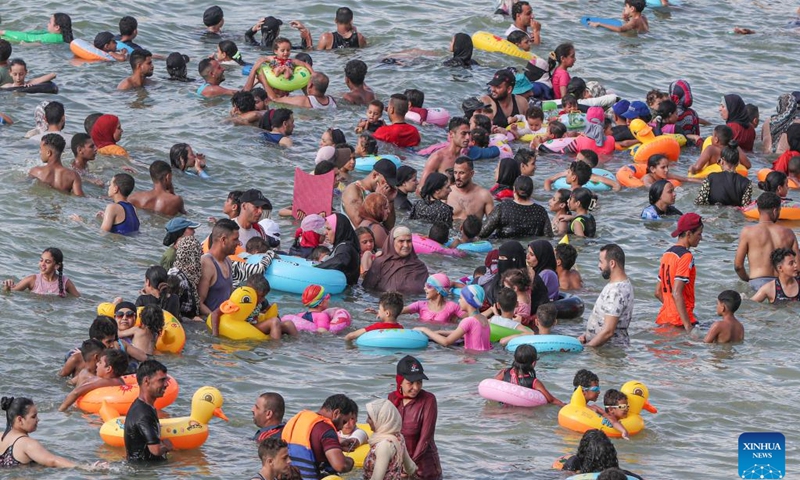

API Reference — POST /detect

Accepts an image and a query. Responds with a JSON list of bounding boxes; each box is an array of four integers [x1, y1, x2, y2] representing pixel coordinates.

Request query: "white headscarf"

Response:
[[24, 101, 51, 138], [366, 399, 404, 460]]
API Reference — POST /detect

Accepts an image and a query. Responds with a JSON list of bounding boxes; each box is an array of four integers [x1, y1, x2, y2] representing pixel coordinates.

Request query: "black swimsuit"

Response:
[[491, 96, 520, 128], [0, 435, 28, 467], [331, 31, 360, 48]]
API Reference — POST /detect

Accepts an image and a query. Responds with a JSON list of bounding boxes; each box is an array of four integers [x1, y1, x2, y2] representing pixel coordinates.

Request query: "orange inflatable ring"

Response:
[[97, 304, 186, 354], [688, 163, 748, 179], [616, 164, 681, 189], [76, 373, 179, 414], [741, 200, 800, 220], [631, 136, 681, 163], [757, 168, 799, 189], [69, 39, 115, 61]]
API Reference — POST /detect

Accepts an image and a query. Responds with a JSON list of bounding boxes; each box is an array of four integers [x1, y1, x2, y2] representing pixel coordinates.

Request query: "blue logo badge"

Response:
[[739, 432, 785, 479]]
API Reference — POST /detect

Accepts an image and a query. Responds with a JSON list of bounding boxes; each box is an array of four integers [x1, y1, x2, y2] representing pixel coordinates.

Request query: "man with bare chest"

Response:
[[420, 117, 470, 186], [447, 157, 494, 221]]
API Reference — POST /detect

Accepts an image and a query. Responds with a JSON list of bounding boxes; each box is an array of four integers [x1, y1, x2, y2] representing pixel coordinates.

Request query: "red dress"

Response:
[[388, 389, 442, 480]]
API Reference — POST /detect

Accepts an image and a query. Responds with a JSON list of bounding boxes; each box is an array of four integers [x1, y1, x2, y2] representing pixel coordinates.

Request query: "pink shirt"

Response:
[[458, 316, 491, 351], [406, 300, 463, 324], [551, 68, 571, 99], [32, 273, 68, 295]]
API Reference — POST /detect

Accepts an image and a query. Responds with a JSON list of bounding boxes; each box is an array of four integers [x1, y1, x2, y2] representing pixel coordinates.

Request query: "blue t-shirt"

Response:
[[641, 204, 682, 220]]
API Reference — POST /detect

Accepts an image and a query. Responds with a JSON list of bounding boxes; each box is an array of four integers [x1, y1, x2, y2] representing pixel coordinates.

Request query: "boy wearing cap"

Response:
[[93, 31, 127, 61], [128, 160, 186, 217], [342, 158, 398, 227], [655, 213, 703, 332], [480, 69, 529, 129], [374, 94, 420, 148]]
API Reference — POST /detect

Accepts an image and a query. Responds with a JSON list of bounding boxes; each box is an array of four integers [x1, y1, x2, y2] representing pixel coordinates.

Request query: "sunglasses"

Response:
[[607, 404, 629, 410], [115, 311, 136, 319], [583, 386, 601, 393]]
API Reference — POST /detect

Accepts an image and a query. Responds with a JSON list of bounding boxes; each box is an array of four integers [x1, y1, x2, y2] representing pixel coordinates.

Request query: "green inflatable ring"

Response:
[[259, 65, 311, 92]]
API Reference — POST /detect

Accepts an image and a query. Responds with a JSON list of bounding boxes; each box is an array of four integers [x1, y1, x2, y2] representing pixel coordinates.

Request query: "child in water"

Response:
[[603, 389, 630, 424], [448, 215, 482, 248], [641, 154, 696, 187], [0, 58, 56, 89], [573, 369, 629, 439], [555, 243, 583, 291], [65, 339, 104, 386], [704, 290, 744, 343], [338, 415, 369, 452], [414, 285, 491, 351], [588, 0, 649, 34], [355, 100, 386, 134], [566, 188, 596, 237], [255, 37, 313, 98], [118, 304, 164, 355], [215, 40, 246, 66], [549, 189, 572, 234], [58, 348, 128, 411], [2, 247, 80, 297], [401, 274, 463, 324], [495, 344, 565, 405], [346, 291, 405, 341]]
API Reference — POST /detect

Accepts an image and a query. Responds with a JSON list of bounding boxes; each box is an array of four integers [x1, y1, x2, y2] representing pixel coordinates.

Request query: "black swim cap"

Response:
[[203, 6, 224, 27]]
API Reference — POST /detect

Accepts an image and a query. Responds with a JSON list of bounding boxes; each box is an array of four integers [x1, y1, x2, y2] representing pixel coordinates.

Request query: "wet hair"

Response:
[[80, 338, 105, 361], [471, 127, 489, 147], [294, 52, 313, 67], [548, 120, 567, 139], [525, 106, 544, 121], [511, 1, 531, 20], [447, 116, 469, 134], [570, 187, 594, 210], [718, 289, 741, 313], [226, 190, 243, 211], [561, 94, 578, 110], [321, 394, 358, 416], [573, 369, 599, 388], [720, 141, 740, 167], [9, 58, 26, 71], [756, 191, 781, 211], [389, 94, 410, 117], [258, 437, 288, 463], [218, 40, 244, 65], [359, 133, 379, 156], [454, 156, 474, 170], [428, 222, 449, 245], [119, 16, 138, 36], [600, 243, 625, 269], [129, 49, 152, 71], [473, 265, 487, 277], [231, 91, 256, 113], [0, 40, 11, 62], [496, 287, 518, 313], [771, 247, 796, 270], [507, 30, 528, 46], [2, 396, 35, 440], [648, 179, 671, 206], [536, 303, 557, 328], [462, 215, 482, 239], [758, 171, 787, 193], [149, 160, 172, 183], [603, 389, 627, 412], [420, 172, 449, 201], [198, 58, 217, 78], [746, 104, 759, 124], [472, 114, 492, 133], [502, 268, 530, 291], [209, 218, 239, 248], [271, 108, 293, 129], [246, 236, 270, 254], [344, 59, 367, 86], [569, 161, 592, 186], [511, 344, 538, 379], [335, 6, 355, 24], [40, 247, 65, 297], [568, 77, 588, 99], [246, 274, 271, 297], [578, 149, 599, 168], [112, 173, 135, 197], [327, 128, 346, 145], [404, 89, 425, 108], [515, 148, 536, 168], [555, 243, 577, 270], [311, 72, 330, 95], [314, 160, 335, 176], [368, 99, 384, 113], [89, 315, 118, 342], [379, 291, 404, 318], [44, 101, 65, 126], [575, 430, 619, 473], [71, 133, 92, 156], [101, 348, 129, 377], [647, 154, 669, 174], [713, 124, 734, 146], [135, 359, 167, 387], [625, 0, 646, 13], [514, 175, 534, 200], [553, 189, 571, 212], [597, 468, 629, 480], [309, 246, 330, 261], [84, 113, 103, 134], [655, 99, 677, 119], [144, 265, 171, 312], [169, 143, 192, 171], [272, 37, 292, 52], [251, 87, 267, 103], [53, 13, 74, 43]]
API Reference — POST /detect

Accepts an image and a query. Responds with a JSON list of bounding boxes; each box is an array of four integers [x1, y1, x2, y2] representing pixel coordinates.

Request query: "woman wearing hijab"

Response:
[[720, 94, 755, 152], [317, 213, 361, 286], [442, 33, 478, 68], [388, 355, 441, 480], [762, 93, 800, 154], [363, 227, 429, 294], [490, 157, 521, 201], [90, 114, 128, 156], [669, 79, 700, 136], [527, 240, 560, 301], [167, 234, 203, 319], [565, 106, 615, 155], [480, 176, 553, 239], [363, 399, 417, 480], [771, 124, 800, 174], [24, 101, 50, 139]]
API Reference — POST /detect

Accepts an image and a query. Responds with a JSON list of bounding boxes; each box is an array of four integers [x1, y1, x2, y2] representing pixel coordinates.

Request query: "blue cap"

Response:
[[612, 99, 630, 117], [512, 73, 533, 95], [620, 101, 650, 119], [165, 217, 201, 233]]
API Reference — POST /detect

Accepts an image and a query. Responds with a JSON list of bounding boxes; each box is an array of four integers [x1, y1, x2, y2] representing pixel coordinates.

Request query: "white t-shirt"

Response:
[[504, 24, 529, 38], [236, 218, 265, 248], [490, 315, 522, 330], [339, 427, 369, 447], [585, 278, 634, 346]]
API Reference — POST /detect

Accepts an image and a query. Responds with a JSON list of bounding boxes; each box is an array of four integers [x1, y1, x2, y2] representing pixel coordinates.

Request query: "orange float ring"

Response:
[[741, 200, 800, 220], [616, 164, 681, 189], [757, 168, 799, 189], [632, 136, 681, 163], [76, 374, 179, 414]]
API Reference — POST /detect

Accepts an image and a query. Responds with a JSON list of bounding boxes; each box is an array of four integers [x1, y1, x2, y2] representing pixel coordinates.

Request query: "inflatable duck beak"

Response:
[[213, 407, 229, 422], [99, 400, 121, 423], [559, 234, 569, 245], [219, 300, 240, 315], [643, 400, 657, 414]]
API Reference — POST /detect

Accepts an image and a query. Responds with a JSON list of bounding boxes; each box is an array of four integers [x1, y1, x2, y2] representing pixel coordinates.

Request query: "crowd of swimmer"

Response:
[[4, 1, 800, 479]]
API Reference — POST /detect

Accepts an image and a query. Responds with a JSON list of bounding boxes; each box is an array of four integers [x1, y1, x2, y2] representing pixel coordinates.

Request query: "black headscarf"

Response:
[[527, 240, 557, 275], [443, 33, 477, 68], [317, 212, 361, 285], [492, 158, 521, 193], [485, 241, 527, 304], [723, 94, 750, 128]]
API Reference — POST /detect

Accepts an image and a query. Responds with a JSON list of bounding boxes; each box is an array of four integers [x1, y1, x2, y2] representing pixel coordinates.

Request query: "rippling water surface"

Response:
[[1, 0, 800, 478]]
